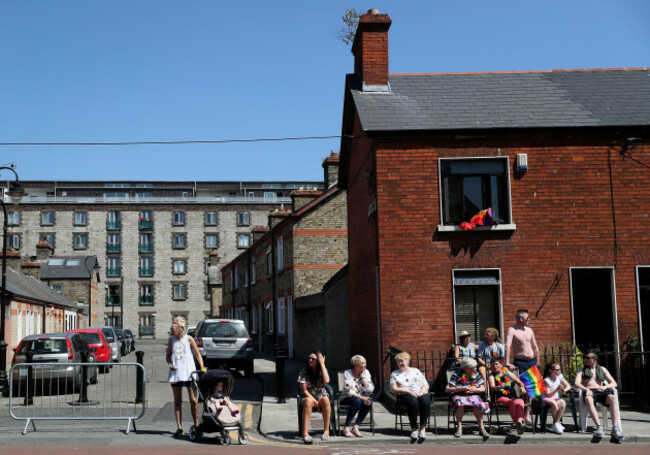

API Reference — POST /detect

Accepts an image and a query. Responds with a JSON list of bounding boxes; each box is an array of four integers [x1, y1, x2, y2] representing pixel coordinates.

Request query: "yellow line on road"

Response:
[[245, 432, 329, 448], [244, 402, 253, 428]]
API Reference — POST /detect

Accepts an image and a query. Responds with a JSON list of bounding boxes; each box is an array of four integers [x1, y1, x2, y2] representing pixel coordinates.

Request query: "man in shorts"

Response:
[[574, 350, 624, 440], [505, 309, 539, 423]]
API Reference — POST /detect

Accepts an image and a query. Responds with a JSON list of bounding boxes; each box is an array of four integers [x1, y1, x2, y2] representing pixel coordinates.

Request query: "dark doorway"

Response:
[[638, 267, 650, 351], [571, 268, 615, 351]]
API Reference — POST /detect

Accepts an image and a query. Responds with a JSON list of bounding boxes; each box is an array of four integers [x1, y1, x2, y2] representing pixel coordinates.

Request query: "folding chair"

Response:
[[393, 379, 438, 435], [335, 371, 375, 435], [577, 384, 622, 432], [297, 383, 337, 436], [447, 369, 489, 433], [488, 372, 526, 432]]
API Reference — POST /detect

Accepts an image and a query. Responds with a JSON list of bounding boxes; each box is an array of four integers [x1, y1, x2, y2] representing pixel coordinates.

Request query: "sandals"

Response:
[[480, 427, 490, 438], [454, 428, 462, 438], [172, 428, 183, 438]]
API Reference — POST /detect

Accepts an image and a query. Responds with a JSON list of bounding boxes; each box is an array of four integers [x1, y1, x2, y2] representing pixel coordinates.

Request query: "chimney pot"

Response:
[[368, 8, 379, 15]]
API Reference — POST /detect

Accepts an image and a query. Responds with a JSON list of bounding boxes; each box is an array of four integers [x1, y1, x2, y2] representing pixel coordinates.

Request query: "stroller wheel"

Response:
[[221, 434, 232, 445], [188, 425, 200, 442], [238, 430, 249, 445]]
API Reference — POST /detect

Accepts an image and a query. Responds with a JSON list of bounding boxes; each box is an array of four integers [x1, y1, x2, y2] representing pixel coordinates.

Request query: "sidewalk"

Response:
[[257, 353, 650, 445]]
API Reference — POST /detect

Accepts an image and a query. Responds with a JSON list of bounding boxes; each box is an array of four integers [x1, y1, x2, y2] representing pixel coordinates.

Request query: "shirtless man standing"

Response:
[[505, 309, 539, 423], [573, 350, 624, 440]]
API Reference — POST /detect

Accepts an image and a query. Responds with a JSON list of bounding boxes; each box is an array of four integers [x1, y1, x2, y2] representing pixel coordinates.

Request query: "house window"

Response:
[[74, 234, 88, 249], [41, 211, 55, 225], [173, 260, 186, 274], [40, 234, 55, 248], [52, 285, 63, 294], [245, 265, 249, 288], [237, 212, 250, 226], [266, 248, 272, 278], [234, 267, 239, 290], [205, 212, 218, 225], [205, 234, 219, 248], [7, 211, 20, 225], [139, 285, 154, 306], [108, 210, 121, 222], [251, 303, 258, 334], [140, 256, 154, 276], [439, 157, 511, 226], [139, 314, 155, 331], [265, 301, 274, 333], [173, 234, 187, 249], [452, 269, 501, 342], [251, 256, 256, 284], [237, 234, 251, 249], [173, 284, 187, 300], [108, 233, 121, 245], [173, 211, 185, 225], [276, 236, 284, 272], [74, 211, 88, 225], [107, 284, 121, 306], [107, 257, 121, 277], [7, 234, 20, 249], [277, 298, 286, 335]]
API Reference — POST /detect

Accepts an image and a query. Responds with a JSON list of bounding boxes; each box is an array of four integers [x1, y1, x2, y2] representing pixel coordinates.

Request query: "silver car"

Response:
[[195, 319, 254, 377], [90, 326, 121, 363], [11, 333, 99, 390]]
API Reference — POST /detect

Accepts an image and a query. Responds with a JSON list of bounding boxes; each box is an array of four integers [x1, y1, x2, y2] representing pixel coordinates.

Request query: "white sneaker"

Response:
[[410, 431, 418, 439], [419, 429, 426, 439], [558, 422, 565, 431], [551, 423, 563, 434]]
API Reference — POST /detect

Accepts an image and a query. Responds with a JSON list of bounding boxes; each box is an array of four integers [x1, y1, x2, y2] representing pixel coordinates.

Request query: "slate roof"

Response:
[[348, 69, 650, 132], [4, 267, 80, 310], [39, 256, 99, 280]]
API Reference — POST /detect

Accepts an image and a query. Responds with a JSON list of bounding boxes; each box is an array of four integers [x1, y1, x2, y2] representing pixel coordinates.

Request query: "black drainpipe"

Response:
[[270, 229, 277, 348]]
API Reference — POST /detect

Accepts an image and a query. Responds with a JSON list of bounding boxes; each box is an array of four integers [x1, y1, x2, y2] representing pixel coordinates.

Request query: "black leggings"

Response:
[[399, 393, 431, 429]]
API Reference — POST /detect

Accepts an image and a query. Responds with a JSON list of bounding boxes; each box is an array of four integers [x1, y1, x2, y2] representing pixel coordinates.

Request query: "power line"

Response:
[[0, 135, 354, 147]]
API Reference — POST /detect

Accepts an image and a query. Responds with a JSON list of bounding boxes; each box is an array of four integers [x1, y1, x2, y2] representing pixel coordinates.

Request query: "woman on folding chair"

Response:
[[488, 357, 527, 434], [446, 357, 491, 438], [541, 362, 572, 434], [390, 352, 431, 441], [298, 350, 331, 444], [340, 355, 374, 438]]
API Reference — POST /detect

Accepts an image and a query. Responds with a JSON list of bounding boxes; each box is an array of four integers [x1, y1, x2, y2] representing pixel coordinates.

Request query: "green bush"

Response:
[[539, 343, 584, 383]]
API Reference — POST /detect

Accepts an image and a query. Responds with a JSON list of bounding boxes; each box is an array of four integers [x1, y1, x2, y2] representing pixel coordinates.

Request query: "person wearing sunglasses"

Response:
[[298, 350, 331, 443], [574, 350, 624, 440], [542, 362, 572, 434]]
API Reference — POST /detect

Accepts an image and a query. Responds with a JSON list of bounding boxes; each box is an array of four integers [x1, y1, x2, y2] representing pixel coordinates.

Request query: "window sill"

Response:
[[436, 223, 517, 233]]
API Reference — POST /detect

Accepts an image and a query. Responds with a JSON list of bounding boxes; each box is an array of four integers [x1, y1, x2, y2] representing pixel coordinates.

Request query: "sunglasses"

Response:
[[307, 356, 317, 361], [553, 368, 562, 371], [584, 356, 597, 360]]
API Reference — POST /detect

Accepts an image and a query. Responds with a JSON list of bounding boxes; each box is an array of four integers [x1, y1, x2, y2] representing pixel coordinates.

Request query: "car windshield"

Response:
[[101, 329, 115, 342], [18, 338, 66, 354], [79, 332, 101, 344], [204, 323, 247, 338]]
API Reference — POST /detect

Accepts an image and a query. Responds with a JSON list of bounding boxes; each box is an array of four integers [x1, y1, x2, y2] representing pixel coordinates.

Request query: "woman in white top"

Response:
[[390, 351, 431, 441], [542, 362, 572, 434], [166, 316, 205, 438], [340, 355, 375, 438]]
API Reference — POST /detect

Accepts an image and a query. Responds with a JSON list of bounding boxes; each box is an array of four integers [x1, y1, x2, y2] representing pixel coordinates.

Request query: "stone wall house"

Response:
[[222, 153, 348, 358], [339, 10, 650, 384]]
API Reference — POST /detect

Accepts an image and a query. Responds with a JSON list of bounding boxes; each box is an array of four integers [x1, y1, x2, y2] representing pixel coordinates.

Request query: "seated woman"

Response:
[[488, 357, 527, 434], [477, 327, 505, 371], [453, 331, 477, 370], [298, 350, 331, 444], [542, 362, 572, 434], [340, 355, 374, 437], [390, 351, 431, 441], [446, 357, 491, 438]]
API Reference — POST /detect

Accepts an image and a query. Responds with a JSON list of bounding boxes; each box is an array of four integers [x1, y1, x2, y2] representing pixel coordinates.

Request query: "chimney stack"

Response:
[[322, 151, 340, 188], [209, 251, 221, 266], [268, 206, 291, 229], [352, 9, 392, 92], [1, 249, 22, 272], [252, 226, 269, 243], [20, 260, 41, 279], [36, 240, 54, 260]]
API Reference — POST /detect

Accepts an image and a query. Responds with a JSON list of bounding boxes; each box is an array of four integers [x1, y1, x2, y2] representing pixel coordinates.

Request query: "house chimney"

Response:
[[252, 226, 269, 243], [1, 249, 22, 272], [351, 9, 392, 92], [268, 206, 290, 229], [322, 152, 340, 188], [209, 251, 221, 266], [291, 189, 322, 212], [36, 240, 54, 260], [20, 260, 41, 279]]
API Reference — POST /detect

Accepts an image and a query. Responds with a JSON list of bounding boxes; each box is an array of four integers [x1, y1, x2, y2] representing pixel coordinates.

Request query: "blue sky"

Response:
[[0, 1, 648, 181]]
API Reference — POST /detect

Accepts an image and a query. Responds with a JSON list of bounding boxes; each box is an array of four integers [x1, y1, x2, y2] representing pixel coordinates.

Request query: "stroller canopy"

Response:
[[198, 369, 234, 397]]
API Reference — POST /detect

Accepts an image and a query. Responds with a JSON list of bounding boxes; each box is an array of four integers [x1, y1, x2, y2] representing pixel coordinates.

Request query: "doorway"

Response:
[[637, 267, 650, 351], [570, 268, 617, 351]]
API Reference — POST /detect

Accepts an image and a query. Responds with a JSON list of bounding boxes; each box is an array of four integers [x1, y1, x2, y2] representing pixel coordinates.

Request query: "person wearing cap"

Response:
[[453, 330, 477, 370], [446, 357, 491, 438]]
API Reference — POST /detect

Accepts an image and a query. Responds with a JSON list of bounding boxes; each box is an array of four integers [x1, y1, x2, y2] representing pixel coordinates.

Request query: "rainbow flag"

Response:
[[519, 365, 547, 398]]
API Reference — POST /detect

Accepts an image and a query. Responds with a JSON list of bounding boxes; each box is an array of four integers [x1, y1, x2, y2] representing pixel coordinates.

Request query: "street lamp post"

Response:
[[0, 166, 27, 391]]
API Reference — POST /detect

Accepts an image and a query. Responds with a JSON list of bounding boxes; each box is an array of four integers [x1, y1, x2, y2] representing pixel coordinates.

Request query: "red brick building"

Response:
[[339, 11, 650, 383]]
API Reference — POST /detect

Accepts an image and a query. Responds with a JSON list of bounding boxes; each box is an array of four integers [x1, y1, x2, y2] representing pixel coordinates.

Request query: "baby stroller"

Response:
[[189, 369, 248, 445]]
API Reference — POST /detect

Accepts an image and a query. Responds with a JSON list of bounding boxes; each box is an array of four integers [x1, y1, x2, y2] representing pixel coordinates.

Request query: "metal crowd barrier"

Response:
[[9, 361, 146, 435]]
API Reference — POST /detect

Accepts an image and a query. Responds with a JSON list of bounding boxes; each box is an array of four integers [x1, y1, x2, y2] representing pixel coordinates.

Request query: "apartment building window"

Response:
[[40, 234, 55, 248], [439, 157, 511, 227], [107, 257, 121, 277], [205, 234, 219, 248], [264, 192, 276, 201], [107, 284, 121, 306], [140, 210, 153, 221], [139, 285, 154, 306], [237, 234, 251, 249], [73, 234, 88, 249], [7, 234, 20, 249], [140, 233, 153, 252], [276, 236, 284, 272], [107, 233, 121, 253], [173, 284, 187, 300], [205, 212, 218, 225], [107, 210, 121, 230], [41, 211, 55, 226], [452, 269, 501, 342], [74, 211, 88, 225], [139, 314, 155, 334], [7, 211, 20, 226], [173, 211, 186, 225], [140, 257, 154, 277], [265, 301, 274, 333], [173, 234, 187, 249], [237, 212, 250, 226], [251, 256, 256, 284], [277, 298, 286, 335], [173, 260, 187, 275], [52, 285, 63, 294]]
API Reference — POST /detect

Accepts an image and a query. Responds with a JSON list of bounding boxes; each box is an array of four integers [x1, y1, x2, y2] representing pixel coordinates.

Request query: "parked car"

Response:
[[11, 333, 99, 392], [115, 329, 128, 356], [67, 328, 113, 372], [89, 326, 121, 363], [123, 329, 135, 351], [187, 326, 196, 338], [194, 319, 254, 377]]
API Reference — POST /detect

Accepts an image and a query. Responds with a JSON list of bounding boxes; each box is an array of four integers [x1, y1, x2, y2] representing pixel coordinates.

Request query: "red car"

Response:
[[67, 328, 113, 372]]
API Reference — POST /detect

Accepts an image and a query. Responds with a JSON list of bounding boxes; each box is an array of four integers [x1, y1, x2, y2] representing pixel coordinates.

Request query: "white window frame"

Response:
[[451, 268, 503, 341], [250, 303, 257, 334], [205, 234, 218, 248], [140, 210, 153, 221], [173, 234, 187, 248], [266, 248, 272, 278], [234, 267, 239, 290], [205, 212, 218, 225], [237, 212, 250, 226], [108, 233, 121, 245], [173, 211, 185, 225], [7, 234, 20, 249], [8, 211, 20, 225], [173, 260, 186, 274], [251, 256, 256, 284], [41, 211, 55, 225], [245, 265, 249, 288], [173, 284, 187, 300], [108, 257, 120, 269], [74, 211, 87, 225], [74, 234, 88, 249], [277, 297, 286, 335], [238, 234, 251, 249], [265, 301, 274, 333], [276, 236, 284, 272]]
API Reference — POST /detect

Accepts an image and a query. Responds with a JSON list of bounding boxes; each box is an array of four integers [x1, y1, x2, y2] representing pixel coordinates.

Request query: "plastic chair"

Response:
[[488, 370, 529, 431], [577, 385, 622, 432], [532, 389, 578, 433], [393, 379, 438, 434], [297, 383, 337, 436], [446, 369, 489, 432], [335, 371, 375, 435]]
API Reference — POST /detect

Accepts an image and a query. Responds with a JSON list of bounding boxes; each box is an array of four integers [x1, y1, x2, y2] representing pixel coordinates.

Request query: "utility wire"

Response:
[[0, 135, 355, 147]]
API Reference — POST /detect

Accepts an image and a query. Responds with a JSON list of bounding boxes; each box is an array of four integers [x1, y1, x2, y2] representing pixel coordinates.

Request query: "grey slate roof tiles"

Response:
[[349, 69, 650, 132], [4, 267, 77, 309]]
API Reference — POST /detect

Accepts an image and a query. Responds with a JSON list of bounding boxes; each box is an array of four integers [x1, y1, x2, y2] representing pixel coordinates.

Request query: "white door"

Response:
[[287, 297, 294, 358]]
